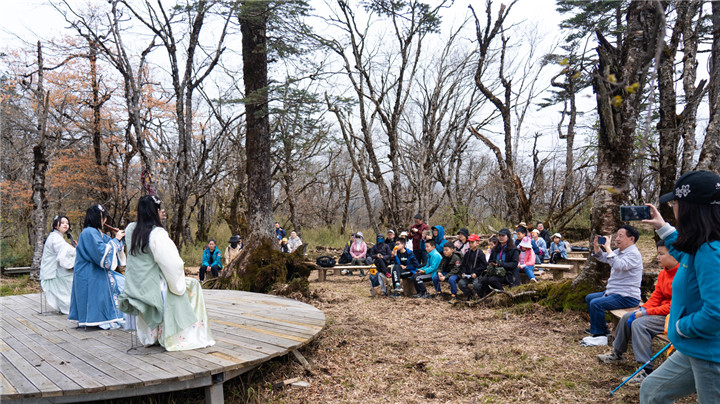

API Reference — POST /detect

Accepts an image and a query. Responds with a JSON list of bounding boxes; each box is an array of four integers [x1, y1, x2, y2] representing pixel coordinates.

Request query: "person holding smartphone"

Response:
[[639, 170, 720, 404], [583, 224, 643, 345]]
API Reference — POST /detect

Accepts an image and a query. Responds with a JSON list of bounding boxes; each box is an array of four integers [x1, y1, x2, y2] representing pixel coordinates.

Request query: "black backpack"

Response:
[[316, 256, 336, 268]]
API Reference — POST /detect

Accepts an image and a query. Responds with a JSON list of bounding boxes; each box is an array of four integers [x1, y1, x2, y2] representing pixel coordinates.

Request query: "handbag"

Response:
[[315, 256, 336, 268]]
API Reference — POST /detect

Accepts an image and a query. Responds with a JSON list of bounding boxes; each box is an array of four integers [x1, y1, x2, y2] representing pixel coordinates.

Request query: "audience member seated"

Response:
[[531, 229, 548, 263], [287, 231, 303, 253], [199, 239, 222, 281], [410, 214, 429, 265], [384, 229, 396, 247], [398, 231, 412, 252], [224, 235, 243, 266], [478, 228, 520, 295], [412, 239, 441, 299], [40, 215, 76, 314], [280, 238, 290, 253], [485, 236, 498, 260], [536, 221, 551, 246], [119, 195, 215, 351], [338, 234, 355, 265], [518, 236, 538, 283], [432, 244, 463, 303], [390, 239, 418, 295], [582, 224, 643, 346], [597, 240, 679, 384], [344, 232, 368, 276], [274, 222, 286, 242], [431, 225, 447, 249], [454, 228, 470, 255], [548, 233, 568, 263], [515, 226, 542, 259], [366, 234, 392, 277], [458, 234, 487, 301], [68, 204, 126, 329]]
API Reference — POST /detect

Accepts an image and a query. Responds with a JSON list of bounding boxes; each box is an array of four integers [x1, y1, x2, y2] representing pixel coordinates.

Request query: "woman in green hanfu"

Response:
[[119, 195, 214, 351]]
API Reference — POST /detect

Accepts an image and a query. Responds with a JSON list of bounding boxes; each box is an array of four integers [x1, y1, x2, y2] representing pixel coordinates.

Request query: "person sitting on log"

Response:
[[224, 235, 243, 266], [454, 228, 470, 255], [199, 239, 222, 281], [583, 224, 643, 346], [458, 234, 487, 302], [597, 239, 679, 384], [548, 233, 568, 263], [390, 238, 419, 296], [478, 228, 520, 296], [430, 225, 447, 250], [432, 243, 463, 304], [412, 239, 441, 299]]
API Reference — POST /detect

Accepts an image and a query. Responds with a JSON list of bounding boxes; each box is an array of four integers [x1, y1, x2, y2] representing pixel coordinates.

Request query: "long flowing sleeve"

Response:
[[149, 228, 186, 296], [56, 242, 76, 269]]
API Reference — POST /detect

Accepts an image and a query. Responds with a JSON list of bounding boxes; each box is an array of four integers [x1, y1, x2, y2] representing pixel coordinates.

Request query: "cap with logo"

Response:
[[659, 170, 720, 205]]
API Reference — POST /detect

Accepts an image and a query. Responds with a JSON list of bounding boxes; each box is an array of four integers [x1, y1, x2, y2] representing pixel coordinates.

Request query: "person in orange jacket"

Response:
[[596, 240, 679, 384]]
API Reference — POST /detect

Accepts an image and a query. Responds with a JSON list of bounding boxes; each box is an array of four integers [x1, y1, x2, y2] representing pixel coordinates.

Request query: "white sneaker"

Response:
[[580, 335, 608, 346], [341, 269, 348, 275], [530, 278, 538, 283], [626, 369, 648, 385]]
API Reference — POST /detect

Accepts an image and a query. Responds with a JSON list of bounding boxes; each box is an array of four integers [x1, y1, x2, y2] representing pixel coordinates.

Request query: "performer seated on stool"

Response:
[[119, 195, 215, 351], [40, 215, 76, 314]]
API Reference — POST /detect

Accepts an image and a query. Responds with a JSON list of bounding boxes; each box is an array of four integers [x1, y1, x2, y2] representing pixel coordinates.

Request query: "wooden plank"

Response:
[[0, 353, 39, 398], [3, 336, 80, 396], [209, 306, 324, 335], [0, 372, 18, 396], [2, 343, 59, 395], [53, 339, 143, 390]]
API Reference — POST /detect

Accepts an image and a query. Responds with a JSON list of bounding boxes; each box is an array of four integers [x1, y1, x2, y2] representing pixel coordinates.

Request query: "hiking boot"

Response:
[[597, 351, 622, 364], [421, 293, 432, 299], [370, 287, 376, 297], [626, 369, 648, 385], [449, 295, 457, 305], [413, 293, 424, 298], [393, 283, 403, 293], [359, 269, 365, 276], [433, 294, 442, 301]]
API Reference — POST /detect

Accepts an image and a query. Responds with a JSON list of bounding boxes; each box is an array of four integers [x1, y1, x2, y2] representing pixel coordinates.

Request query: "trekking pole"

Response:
[[608, 342, 672, 396]]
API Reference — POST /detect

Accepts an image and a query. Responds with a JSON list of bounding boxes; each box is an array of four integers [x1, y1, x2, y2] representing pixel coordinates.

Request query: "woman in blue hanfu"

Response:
[[68, 204, 126, 329], [119, 195, 214, 351], [39, 215, 76, 314]]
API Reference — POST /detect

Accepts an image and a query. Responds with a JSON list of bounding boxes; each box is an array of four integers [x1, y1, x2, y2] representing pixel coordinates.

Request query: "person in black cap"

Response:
[[454, 228, 470, 255], [224, 235, 243, 266], [639, 170, 720, 403], [477, 228, 520, 295]]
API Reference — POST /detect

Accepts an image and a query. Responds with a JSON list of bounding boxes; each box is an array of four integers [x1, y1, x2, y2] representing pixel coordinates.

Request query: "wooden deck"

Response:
[[0, 290, 326, 403]]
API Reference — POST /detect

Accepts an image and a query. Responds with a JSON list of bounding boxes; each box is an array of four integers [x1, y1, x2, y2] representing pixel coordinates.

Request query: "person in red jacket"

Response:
[[596, 240, 679, 384], [410, 214, 430, 266]]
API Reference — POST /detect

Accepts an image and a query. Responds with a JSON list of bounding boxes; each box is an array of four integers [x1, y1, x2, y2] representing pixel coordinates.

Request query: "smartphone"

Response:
[[597, 236, 607, 245], [620, 205, 651, 221]]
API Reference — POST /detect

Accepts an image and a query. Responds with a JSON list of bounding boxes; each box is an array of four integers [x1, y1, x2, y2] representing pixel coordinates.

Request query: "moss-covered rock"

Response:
[[542, 280, 599, 311]]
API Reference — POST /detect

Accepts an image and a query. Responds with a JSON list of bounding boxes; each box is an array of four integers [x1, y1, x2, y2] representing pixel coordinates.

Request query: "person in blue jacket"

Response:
[[200, 239, 222, 281], [390, 238, 419, 296], [412, 239, 442, 299], [640, 170, 720, 404], [431, 225, 446, 250]]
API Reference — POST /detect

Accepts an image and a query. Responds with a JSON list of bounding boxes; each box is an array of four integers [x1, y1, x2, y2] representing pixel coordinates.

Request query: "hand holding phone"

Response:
[[597, 236, 607, 245]]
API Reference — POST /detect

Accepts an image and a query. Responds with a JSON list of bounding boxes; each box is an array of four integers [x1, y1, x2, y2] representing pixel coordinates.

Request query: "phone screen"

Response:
[[620, 206, 651, 221]]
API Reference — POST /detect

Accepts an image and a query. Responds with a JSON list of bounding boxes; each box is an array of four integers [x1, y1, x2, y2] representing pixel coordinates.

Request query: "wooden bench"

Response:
[[568, 250, 590, 257], [1, 266, 32, 275], [563, 257, 587, 272], [314, 265, 375, 281], [609, 307, 669, 343], [535, 263, 575, 280]]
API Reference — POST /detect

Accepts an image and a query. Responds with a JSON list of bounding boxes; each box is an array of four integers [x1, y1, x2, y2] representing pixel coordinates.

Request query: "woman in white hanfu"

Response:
[[119, 195, 214, 351], [39, 215, 76, 314]]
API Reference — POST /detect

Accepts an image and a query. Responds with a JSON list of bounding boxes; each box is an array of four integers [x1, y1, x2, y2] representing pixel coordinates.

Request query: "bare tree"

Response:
[[696, 1, 720, 173]]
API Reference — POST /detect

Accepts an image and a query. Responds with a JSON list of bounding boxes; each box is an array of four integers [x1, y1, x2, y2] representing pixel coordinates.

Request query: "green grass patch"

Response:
[[1, 275, 39, 296]]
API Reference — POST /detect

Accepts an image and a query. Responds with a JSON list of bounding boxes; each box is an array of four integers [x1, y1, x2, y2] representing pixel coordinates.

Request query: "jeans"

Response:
[[412, 273, 433, 294], [613, 312, 666, 369], [351, 257, 365, 266], [432, 273, 459, 295], [640, 351, 720, 403], [199, 264, 220, 281], [369, 273, 387, 293], [585, 292, 640, 335], [522, 265, 536, 280]]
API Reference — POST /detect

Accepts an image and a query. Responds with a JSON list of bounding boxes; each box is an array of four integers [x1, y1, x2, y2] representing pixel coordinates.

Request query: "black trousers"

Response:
[[412, 273, 433, 294], [391, 265, 413, 286], [478, 275, 504, 297], [199, 264, 220, 281], [374, 258, 390, 275], [550, 252, 563, 264], [458, 276, 482, 298]]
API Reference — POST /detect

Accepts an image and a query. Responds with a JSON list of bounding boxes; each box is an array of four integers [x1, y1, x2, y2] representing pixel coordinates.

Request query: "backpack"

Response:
[[316, 256, 336, 268]]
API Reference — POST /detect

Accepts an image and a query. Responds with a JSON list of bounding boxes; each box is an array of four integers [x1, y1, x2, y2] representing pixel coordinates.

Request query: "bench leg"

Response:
[[334, 268, 342, 276], [401, 278, 417, 297], [318, 268, 326, 282]]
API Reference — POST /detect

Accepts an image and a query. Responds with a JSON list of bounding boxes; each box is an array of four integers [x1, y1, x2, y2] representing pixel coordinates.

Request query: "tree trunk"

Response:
[[29, 42, 49, 275], [696, 1, 720, 173], [571, 2, 664, 290], [679, 1, 702, 174], [239, 0, 273, 245], [340, 170, 354, 236]]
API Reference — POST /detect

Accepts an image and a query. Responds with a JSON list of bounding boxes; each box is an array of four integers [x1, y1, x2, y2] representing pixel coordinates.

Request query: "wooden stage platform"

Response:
[[0, 290, 326, 403]]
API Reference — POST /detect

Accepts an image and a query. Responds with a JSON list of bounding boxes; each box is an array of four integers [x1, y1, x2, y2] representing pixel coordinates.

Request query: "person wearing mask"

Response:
[[200, 239, 222, 281], [458, 234, 488, 301], [410, 214, 430, 266], [640, 170, 720, 403], [366, 234, 392, 277], [344, 232, 368, 276], [40, 215, 76, 314], [225, 235, 243, 266]]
